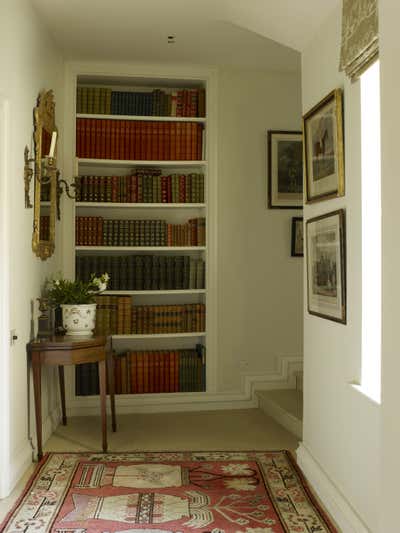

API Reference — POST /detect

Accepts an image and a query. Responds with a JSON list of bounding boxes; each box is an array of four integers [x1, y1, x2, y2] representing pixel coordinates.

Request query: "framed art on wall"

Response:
[[306, 209, 346, 323], [291, 217, 304, 257], [303, 89, 345, 203], [267, 130, 303, 209]]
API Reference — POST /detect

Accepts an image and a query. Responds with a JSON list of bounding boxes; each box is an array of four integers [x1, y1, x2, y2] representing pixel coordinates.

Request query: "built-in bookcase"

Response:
[[63, 67, 216, 407]]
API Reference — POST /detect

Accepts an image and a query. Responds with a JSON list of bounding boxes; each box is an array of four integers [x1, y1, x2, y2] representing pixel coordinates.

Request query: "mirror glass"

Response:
[[32, 90, 57, 260]]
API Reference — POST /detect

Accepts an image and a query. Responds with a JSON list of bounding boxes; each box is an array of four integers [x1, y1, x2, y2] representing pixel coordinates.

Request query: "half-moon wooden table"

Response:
[[27, 335, 116, 460]]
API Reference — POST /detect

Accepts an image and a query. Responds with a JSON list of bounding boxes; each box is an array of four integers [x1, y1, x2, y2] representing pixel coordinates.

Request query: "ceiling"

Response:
[[31, 0, 339, 72]]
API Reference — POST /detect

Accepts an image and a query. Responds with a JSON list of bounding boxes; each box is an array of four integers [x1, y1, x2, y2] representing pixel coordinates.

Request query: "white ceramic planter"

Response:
[[61, 303, 96, 336]]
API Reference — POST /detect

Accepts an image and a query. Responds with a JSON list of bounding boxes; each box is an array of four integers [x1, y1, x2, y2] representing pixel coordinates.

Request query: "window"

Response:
[[360, 60, 381, 403]]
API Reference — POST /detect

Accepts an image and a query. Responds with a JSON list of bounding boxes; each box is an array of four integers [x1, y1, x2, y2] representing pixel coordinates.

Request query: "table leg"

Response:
[[32, 353, 43, 461], [99, 359, 107, 453], [58, 366, 67, 425], [107, 351, 117, 432]]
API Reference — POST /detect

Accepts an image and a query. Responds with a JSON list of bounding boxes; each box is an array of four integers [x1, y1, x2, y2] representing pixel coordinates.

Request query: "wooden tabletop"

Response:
[[27, 335, 107, 351]]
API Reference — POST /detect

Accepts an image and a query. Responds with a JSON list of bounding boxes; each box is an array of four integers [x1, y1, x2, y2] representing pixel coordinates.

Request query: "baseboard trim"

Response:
[[8, 443, 32, 498], [296, 443, 371, 533], [66, 392, 258, 416], [243, 355, 303, 394], [257, 392, 302, 438]]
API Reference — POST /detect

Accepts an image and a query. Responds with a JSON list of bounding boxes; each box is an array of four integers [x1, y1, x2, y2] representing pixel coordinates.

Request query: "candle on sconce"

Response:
[[48, 131, 57, 158]]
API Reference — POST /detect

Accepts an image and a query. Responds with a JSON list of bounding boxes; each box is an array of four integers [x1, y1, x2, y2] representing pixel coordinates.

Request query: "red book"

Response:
[[143, 351, 149, 393], [136, 121, 142, 160], [136, 352, 144, 394], [130, 352, 137, 393], [149, 353, 155, 393], [105, 119, 111, 159], [169, 352, 175, 392], [145, 122, 152, 160], [159, 352, 165, 392], [176, 122, 182, 160], [90, 119, 96, 158], [95, 120, 102, 158], [110, 120, 116, 160], [174, 351, 179, 392], [154, 352, 160, 393], [162, 351, 168, 393], [115, 121, 121, 160], [170, 122, 176, 160], [185, 123, 191, 160], [197, 124, 203, 160], [129, 122, 136, 161], [191, 123, 197, 161], [165, 123, 171, 161], [119, 120, 125, 160], [157, 122, 163, 160], [76, 118, 82, 157], [125, 120, 131, 160], [152, 122, 158, 161]]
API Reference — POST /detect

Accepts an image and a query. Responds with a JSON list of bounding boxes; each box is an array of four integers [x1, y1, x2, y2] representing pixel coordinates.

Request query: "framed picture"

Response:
[[267, 130, 303, 209], [291, 217, 304, 257], [303, 89, 345, 203], [306, 209, 346, 323]]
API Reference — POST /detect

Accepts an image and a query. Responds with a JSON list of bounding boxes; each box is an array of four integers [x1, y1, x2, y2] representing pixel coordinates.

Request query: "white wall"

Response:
[[299, 5, 380, 532], [0, 0, 64, 497], [217, 66, 303, 392], [379, 1, 400, 530]]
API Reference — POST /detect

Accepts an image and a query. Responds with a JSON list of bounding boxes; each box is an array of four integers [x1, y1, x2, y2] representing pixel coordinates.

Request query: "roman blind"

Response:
[[339, 0, 379, 81]]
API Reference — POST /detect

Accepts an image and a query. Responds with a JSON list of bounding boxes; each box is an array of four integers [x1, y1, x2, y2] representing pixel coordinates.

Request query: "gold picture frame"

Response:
[[303, 89, 345, 203]]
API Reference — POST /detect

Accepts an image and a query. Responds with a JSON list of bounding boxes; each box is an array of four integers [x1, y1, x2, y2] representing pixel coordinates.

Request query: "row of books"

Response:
[[94, 297, 206, 335], [40, 216, 50, 241], [75, 346, 206, 395], [76, 255, 206, 291], [76, 119, 204, 161], [75, 217, 206, 247], [76, 87, 206, 118], [75, 171, 205, 204]]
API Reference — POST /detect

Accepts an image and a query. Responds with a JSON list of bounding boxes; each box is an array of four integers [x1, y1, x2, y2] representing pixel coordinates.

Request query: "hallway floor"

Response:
[[0, 408, 299, 522]]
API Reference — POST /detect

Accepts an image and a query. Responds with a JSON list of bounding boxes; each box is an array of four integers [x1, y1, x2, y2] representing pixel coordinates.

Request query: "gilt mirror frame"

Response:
[[32, 89, 57, 260]]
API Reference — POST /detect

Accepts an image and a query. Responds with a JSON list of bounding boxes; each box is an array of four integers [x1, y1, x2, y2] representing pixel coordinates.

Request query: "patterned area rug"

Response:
[[1, 451, 337, 532]]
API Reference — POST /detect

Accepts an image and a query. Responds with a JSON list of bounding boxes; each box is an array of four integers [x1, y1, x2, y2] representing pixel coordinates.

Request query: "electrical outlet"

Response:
[[10, 329, 18, 346]]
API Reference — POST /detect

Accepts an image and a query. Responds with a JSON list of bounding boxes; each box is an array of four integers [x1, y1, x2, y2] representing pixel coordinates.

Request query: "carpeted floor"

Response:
[[1, 450, 337, 532]]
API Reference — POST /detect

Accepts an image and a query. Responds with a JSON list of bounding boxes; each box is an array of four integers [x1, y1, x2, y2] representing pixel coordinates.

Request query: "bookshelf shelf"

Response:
[[112, 332, 206, 340], [78, 158, 207, 168], [75, 202, 206, 209], [104, 289, 206, 295], [76, 113, 207, 124], [75, 246, 206, 252]]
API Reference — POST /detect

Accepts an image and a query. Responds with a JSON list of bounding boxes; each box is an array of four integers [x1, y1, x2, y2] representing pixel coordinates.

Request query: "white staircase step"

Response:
[[256, 389, 303, 438]]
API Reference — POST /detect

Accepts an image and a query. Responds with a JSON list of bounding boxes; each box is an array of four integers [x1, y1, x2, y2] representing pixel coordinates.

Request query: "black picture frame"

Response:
[[267, 130, 303, 209], [306, 209, 346, 324], [291, 217, 304, 257]]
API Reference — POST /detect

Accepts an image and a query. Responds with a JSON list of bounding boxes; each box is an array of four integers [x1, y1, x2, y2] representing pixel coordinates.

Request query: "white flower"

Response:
[[222, 463, 252, 475], [102, 272, 110, 281], [54, 280, 60, 286]]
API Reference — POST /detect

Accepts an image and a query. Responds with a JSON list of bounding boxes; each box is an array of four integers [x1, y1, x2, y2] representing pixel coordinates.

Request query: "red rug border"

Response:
[[0, 449, 339, 532]]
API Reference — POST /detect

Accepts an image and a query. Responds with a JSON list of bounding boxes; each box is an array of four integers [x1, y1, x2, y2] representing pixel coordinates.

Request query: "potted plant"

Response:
[[44, 273, 109, 336]]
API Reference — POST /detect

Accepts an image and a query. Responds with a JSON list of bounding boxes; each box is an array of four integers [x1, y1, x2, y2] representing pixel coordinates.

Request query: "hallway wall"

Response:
[[299, 5, 380, 531], [0, 0, 64, 497]]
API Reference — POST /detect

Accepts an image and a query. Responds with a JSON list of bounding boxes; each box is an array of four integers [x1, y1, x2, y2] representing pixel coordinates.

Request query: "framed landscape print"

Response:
[[303, 89, 345, 203], [267, 130, 303, 209], [306, 210, 346, 323], [291, 217, 304, 257]]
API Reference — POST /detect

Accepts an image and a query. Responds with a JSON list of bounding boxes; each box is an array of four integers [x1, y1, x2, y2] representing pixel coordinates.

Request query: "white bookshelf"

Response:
[[78, 158, 207, 168], [75, 202, 206, 209], [77, 113, 206, 124], [63, 63, 217, 404]]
